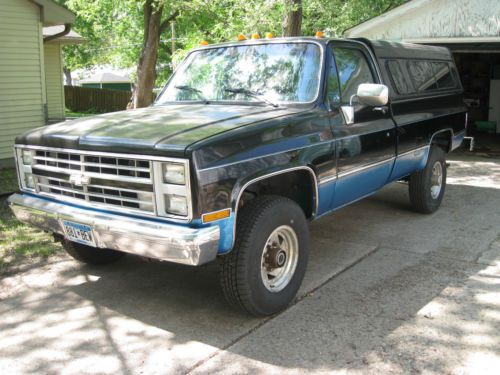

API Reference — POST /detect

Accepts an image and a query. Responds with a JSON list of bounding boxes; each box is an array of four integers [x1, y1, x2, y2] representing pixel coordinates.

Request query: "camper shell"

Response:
[[355, 38, 462, 100]]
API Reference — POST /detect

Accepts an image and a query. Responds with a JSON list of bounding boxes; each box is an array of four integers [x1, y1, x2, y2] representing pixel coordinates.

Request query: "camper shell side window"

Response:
[[386, 58, 460, 97]]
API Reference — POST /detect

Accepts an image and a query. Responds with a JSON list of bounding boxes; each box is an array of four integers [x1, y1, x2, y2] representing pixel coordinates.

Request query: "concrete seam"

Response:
[[384, 245, 486, 266], [184, 245, 380, 375]]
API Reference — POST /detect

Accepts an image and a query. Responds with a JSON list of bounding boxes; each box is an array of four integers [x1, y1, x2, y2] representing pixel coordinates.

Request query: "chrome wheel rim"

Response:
[[430, 161, 443, 199], [261, 225, 299, 293]]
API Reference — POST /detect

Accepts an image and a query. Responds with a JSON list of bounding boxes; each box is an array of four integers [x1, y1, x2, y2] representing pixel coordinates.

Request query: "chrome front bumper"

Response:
[[8, 194, 220, 266]]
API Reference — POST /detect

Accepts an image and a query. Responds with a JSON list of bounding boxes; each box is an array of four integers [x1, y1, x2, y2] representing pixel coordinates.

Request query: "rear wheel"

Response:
[[408, 146, 447, 214], [219, 195, 309, 316], [63, 240, 126, 265]]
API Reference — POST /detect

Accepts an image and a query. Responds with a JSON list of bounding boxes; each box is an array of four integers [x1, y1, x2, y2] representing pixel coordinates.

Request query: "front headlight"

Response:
[[163, 163, 186, 185], [22, 149, 34, 165], [24, 173, 35, 189], [153, 159, 192, 220], [165, 194, 188, 216], [15, 147, 36, 191]]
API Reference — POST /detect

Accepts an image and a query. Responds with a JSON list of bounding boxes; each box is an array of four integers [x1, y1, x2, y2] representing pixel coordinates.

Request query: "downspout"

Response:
[[43, 23, 71, 43]]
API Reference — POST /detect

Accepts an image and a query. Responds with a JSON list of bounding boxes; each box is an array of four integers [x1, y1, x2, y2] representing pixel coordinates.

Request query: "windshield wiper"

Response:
[[174, 85, 209, 104], [224, 87, 278, 108]]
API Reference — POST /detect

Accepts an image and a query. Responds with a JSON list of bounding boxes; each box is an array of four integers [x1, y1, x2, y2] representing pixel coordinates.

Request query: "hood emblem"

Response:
[[70, 174, 91, 187]]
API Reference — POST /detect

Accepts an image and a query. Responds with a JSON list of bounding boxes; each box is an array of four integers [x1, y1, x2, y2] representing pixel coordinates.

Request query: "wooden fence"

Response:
[[64, 86, 132, 113]]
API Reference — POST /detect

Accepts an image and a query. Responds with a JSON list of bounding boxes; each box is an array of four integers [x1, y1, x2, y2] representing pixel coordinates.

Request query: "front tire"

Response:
[[219, 196, 309, 316], [408, 146, 447, 214], [63, 240, 126, 265]]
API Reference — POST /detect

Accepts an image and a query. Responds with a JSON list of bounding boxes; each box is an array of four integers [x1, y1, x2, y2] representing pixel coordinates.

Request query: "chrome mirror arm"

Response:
[[349, 94, 358, 107]]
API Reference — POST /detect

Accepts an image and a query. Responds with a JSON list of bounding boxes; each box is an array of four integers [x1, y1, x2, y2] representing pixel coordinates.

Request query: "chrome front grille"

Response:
[[34, 150, 152, 180], [31, 149, 155, 214]]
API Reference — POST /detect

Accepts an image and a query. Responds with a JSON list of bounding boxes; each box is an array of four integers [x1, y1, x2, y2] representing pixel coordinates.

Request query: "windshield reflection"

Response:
[[156, 43, 322, 105]]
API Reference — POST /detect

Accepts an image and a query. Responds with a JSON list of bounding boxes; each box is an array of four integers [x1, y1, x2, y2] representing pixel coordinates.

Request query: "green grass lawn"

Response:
[[65, 108, 98, 118], [0, 171, 61, 274], [0, 168, 18, 195]]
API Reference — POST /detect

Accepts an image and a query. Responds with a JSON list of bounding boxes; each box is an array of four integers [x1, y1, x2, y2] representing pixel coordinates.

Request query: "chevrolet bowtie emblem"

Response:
[[69, 174, 91, 187]]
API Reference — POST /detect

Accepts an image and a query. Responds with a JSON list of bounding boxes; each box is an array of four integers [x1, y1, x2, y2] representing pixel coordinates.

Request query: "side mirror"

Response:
[[341, 83, 389, 125], [356, 83, 389, 106]]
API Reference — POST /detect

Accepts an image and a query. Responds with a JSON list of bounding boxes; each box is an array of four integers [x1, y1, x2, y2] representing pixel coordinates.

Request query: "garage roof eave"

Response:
[[30, 0, 75, 26], [404, 36, 500, 44], [345, 0, 433, 37], [43, 26, 84, 44]]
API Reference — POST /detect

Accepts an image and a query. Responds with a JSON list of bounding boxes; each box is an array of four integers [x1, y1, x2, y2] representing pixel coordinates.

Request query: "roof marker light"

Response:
[[199, 40, 209, 46], [251, 33, 260, 39], [315, 31, 324, 38], [237, 34, 247, 41], [265, 32, 274, 39]]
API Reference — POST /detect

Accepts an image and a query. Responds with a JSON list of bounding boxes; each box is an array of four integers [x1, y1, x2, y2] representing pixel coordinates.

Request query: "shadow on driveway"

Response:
[[0, 157, 499, 374]]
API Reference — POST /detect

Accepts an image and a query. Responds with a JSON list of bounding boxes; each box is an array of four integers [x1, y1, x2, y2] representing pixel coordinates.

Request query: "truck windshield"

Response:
[[156, 42, 322, 105]]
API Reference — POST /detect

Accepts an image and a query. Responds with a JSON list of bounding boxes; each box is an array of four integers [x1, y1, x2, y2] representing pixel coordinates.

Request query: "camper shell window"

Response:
[[386, 59, 458, 96]]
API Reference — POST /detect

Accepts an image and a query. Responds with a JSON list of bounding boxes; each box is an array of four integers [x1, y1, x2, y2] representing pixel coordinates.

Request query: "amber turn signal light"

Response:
[[265, 32, 274, 39], [237, 34, 247, 41], [199, 40, 209, 46], [251, 33, 260, 39], [315, 31, 324, 38], [202, 209, 231, 224]]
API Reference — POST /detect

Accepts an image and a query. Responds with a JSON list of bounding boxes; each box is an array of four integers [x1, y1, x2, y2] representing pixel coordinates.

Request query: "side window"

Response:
[[334, 47, 375, 104], [408, 61, 438, 92], [387, 60, 414, 94], [432, 62, 456, 89], [327, 50, 341, 106]]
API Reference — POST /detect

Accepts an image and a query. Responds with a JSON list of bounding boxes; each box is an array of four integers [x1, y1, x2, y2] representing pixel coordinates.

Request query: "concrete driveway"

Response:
[[1, 154, 499, 375]]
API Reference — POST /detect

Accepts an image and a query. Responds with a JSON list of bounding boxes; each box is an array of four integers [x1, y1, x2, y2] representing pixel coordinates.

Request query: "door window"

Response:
[[326, 51, 341, 107], [334, 47, 375, 104]]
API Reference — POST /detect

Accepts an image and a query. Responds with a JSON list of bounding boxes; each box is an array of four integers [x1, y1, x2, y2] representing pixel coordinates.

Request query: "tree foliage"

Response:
[[57, 0, 405, 94]]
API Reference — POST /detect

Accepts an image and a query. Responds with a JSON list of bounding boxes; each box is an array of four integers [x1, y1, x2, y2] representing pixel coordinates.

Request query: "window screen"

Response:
[[334, 47, 375, 104], [387, 60, 413, 94]]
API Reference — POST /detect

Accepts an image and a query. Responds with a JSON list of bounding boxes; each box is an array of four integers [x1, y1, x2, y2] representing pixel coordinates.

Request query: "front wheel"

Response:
[[219, 196, 309, 316], [408, 146, 447, 214]]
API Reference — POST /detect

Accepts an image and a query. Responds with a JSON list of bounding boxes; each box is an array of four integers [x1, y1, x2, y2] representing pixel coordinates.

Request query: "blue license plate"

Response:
[[62, 220, 96, 247]]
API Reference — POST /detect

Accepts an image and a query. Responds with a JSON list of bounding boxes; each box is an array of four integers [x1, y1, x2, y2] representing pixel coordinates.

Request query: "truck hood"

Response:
[[17, 104, 305, 156]]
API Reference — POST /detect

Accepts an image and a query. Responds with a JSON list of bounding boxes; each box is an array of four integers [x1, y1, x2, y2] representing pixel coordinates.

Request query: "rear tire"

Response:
[[63, 240, 125, 265], [408, 146, 447, 214], [219, 195, 309, 316]]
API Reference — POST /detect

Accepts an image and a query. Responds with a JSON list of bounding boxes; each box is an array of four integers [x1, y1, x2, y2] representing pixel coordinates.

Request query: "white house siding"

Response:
[[345, 0, 500, 40], [0, 0, 45, 162], [44, 42, 65, 121]]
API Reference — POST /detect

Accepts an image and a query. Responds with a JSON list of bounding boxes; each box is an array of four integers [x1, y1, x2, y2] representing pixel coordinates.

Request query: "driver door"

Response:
[[327, 42, 397, 208]]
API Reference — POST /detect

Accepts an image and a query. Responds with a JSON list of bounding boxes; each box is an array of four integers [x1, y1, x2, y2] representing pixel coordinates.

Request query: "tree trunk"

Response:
[[131, 0, 164, 109], [283, 0, 302, 37], [63, 67, 72, 86]]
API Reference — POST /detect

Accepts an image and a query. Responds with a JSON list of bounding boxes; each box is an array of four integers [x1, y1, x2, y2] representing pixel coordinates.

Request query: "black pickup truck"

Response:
[[9, 37, 466, 316]]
